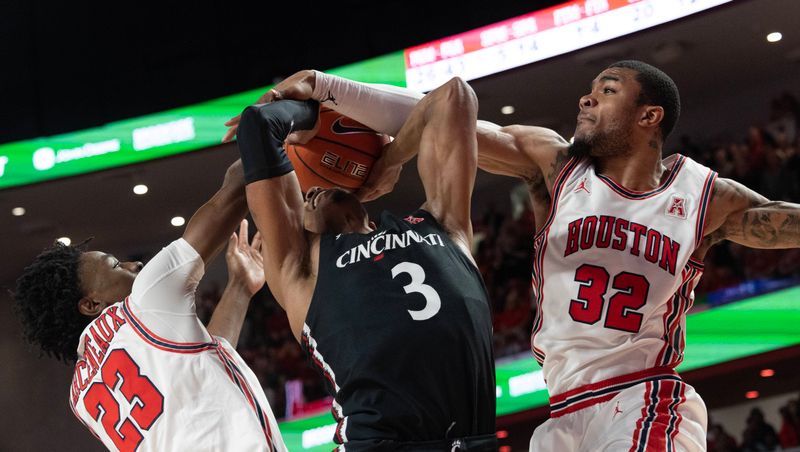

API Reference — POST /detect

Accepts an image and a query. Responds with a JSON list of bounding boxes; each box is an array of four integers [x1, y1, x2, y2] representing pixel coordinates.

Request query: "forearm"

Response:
[[312, 71, 423, 136], [726, 201, 800, 248], [238, 100, 318, 184], [183, 160, 248, 266], [206, 280, 253, 348]]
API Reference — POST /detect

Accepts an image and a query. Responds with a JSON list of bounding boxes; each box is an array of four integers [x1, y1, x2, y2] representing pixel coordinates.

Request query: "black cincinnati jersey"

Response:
[[301, 209, 495, 448]]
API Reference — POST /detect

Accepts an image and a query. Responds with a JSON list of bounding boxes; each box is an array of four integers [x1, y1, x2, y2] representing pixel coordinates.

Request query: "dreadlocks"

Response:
[[13, 241, 91, 364]]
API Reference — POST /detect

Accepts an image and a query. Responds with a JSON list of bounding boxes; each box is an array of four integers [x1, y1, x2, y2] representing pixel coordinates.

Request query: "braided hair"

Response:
[[13, 240, 92, 364]]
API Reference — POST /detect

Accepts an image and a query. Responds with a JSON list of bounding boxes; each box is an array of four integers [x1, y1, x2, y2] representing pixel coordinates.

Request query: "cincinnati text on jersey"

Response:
[[563, 215, 681, 276], [336, 229, 445, 268], [70, 306, 127, 404]]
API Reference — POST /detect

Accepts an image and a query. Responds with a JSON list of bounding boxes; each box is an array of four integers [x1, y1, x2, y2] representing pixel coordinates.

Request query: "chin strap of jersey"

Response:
[[237, 99, 319, 184]]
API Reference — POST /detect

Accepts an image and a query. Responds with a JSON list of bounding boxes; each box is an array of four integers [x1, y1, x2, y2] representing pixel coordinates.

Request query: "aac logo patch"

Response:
[[665, 195, 688, 219]]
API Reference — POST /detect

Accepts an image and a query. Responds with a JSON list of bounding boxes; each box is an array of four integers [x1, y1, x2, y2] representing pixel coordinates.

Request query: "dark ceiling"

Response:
[[0, 0, 565, 144], [3, 0, 799, 289]]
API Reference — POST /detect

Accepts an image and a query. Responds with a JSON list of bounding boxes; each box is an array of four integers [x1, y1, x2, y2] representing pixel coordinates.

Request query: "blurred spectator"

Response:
[[707, 421, 740, 452], [779, 399, 800, 449], [741, 408, 779, 452]]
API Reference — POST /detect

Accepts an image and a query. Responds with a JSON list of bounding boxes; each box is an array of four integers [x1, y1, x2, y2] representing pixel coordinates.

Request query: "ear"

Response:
[[639, 106, 664, 129], [368, 220, 377, 231], [78, 296, 104, 317]]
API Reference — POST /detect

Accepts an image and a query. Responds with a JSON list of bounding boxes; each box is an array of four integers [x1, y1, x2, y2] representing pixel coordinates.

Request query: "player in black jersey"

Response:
[[234, 77, 496, 451]]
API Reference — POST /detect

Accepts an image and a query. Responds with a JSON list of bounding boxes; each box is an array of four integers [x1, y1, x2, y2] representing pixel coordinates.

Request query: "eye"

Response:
[[113, 260, 120, 269], [603, 87, 615, 94]]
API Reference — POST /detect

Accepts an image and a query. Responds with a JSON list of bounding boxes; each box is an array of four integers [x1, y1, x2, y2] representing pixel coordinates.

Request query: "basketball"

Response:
[[287, 108, 386, 192]]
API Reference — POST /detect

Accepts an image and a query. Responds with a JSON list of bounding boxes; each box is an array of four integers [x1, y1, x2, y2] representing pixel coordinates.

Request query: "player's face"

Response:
[[303, 186, 369, 234], [572, 67, 641, 157], [78, 251, 143, 312]]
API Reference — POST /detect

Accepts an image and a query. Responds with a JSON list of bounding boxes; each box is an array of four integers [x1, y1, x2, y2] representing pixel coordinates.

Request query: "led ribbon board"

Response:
[[0, 0, 732, 189], [404, 0, 732, 91], [0, 52, 407, 190], [279, 286, 800, 451]]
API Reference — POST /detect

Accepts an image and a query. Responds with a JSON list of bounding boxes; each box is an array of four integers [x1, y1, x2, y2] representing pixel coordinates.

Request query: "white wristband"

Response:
[[312, 70, 424, 136]]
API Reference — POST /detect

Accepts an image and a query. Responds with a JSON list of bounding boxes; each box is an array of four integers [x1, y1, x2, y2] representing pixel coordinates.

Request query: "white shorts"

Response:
[[530, 374, 707, 452]]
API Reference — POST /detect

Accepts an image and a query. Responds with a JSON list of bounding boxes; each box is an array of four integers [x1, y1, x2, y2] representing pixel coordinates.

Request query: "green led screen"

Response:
[[0, 52, 406, 190]]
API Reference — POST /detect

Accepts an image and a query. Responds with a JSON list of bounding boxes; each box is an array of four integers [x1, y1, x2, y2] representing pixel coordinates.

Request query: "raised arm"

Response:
[[222, 71, 570, 194], [207, 220, 264, 347], [235, 100, 318, 312], [182, 159, 249, 267], [369, 77, 479, 251], [700, 177, 800, 252]]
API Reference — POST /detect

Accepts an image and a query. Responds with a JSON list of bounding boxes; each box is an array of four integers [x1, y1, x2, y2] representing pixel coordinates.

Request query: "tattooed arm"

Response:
[[701, 177, 800, 251]]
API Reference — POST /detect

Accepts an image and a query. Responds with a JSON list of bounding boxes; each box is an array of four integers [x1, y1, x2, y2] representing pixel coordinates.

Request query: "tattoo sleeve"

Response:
[[715, 178, 800, 249]]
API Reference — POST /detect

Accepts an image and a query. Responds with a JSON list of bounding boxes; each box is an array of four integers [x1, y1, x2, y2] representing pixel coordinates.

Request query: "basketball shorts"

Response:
[[529, 377, 707, 452]]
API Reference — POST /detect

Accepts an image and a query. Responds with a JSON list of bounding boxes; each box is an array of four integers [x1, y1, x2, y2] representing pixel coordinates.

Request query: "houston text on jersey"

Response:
[[563, 215, 681, 276]]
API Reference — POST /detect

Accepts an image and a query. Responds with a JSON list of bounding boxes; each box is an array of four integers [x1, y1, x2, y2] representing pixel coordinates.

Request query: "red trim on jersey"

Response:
[[214, 345, 277, 451], [549, 367, 680, 418], [530, 157, 581, 364], [533, 157, 580, 241], [629, 380, 652, 452], [656, 262, 702, 366], [122, 297, 216, 354], [694, 170, 718, 247], [687, 257, 705, 269], [597, 155, 686, 200], [629, 379, 685, 452], [301, 326, 348, 445]]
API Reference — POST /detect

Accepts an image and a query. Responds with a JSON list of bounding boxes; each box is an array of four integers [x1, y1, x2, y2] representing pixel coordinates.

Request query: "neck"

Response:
[[594, 140, 665, 191]]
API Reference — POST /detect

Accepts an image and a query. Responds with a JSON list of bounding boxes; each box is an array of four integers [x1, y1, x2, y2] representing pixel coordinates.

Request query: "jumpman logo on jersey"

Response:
[[612, 401, 623, 419], [574, 177, 591, 194], [319, 89, 338, 106]]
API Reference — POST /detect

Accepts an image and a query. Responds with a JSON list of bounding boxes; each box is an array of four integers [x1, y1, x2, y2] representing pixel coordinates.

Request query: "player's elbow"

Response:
[[240, 105, 273, 136], [431, 77, 477, 112]]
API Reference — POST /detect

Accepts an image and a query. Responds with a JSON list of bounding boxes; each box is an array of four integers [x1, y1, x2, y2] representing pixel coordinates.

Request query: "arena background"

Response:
[[1, 0, 799, 450]]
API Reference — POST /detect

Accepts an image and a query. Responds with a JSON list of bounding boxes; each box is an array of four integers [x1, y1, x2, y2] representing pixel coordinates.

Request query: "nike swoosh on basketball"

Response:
[[331, 117, 374, 135]]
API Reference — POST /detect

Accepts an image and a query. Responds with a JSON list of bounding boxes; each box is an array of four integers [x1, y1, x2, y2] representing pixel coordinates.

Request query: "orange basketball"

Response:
[[287, 108, 386, 192]]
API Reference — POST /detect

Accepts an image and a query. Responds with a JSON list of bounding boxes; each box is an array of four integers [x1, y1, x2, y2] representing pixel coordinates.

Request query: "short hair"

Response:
[[13, 241, 91, 364], [608, 60, 681, 140]]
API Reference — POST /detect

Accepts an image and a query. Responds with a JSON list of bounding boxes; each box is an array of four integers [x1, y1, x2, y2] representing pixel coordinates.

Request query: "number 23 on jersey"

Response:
[[83, 349, 164, 452]]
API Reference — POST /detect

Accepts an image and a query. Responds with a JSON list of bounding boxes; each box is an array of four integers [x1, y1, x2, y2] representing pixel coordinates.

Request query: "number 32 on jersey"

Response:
[[569, 263, 650, 333]]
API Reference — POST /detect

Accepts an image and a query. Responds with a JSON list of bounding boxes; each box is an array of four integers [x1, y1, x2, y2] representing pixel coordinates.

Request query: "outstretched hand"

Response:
[[225, 219, 264, 296], [222, 70, 318, 143]]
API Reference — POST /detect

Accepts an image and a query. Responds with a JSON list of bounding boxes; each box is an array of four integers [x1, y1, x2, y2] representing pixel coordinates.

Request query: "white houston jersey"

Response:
[[531, 154, 716, 399], [67, 239, 285, 452], [68, 301, 286, 452]]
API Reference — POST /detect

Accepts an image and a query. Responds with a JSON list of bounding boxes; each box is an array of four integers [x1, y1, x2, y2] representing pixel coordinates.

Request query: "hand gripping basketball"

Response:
[[222, 70, 317, 143], [286, 108, 387, 192]]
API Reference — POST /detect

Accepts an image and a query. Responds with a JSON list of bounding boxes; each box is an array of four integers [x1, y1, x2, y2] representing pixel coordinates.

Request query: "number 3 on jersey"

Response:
[[569, 263, 650, 333], [391, 262, 441, 321], [83, 349, 164, 452]]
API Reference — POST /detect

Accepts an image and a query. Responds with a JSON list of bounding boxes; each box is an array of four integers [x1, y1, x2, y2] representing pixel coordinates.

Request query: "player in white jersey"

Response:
[[14, 161, 286, 451], [224, 60, 800, 451]]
